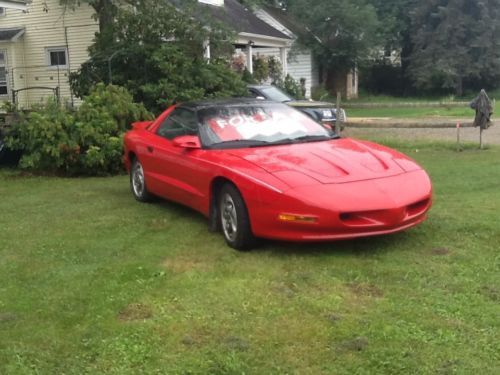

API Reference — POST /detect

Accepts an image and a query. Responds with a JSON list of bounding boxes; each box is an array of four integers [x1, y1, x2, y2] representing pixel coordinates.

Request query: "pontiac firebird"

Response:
[[124, 99, 432, 250]]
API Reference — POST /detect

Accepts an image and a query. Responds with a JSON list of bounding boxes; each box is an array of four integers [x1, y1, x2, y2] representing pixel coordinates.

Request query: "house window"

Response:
[[47, 47, 67, 67], [0, 52, 7, 96]]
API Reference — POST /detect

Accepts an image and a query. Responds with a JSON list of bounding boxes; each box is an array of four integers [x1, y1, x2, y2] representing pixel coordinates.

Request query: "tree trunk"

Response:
[[325, 68, 348, 99], [93, 0, 116, 34]]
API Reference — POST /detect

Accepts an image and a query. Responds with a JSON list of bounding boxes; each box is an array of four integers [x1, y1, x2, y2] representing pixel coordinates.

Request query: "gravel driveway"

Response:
[[343, 118, 500, 145]]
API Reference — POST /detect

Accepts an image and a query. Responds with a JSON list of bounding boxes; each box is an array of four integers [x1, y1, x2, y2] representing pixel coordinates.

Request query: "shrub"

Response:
[[69, 0, 248, 115], [6, 84, 152, 176], [359, 63, 405, 96], [72, 45, 248, 115], [311, 85, 330, 101], [6, 101, 76, 172], [280, 74, 305, 99], [251, 56, 270, 84], [268, 56, 283, 86]]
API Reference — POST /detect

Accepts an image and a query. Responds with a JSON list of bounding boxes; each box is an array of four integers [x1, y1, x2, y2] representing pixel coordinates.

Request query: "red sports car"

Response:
[[124, 99, 432, 250]]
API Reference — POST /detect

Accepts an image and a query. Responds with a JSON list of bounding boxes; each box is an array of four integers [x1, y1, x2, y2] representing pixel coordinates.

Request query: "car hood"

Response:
[[227, 138, 418, 187]]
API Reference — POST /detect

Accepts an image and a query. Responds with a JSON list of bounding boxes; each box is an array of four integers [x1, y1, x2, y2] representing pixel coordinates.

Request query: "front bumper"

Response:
[[247, 170, 432, 242]]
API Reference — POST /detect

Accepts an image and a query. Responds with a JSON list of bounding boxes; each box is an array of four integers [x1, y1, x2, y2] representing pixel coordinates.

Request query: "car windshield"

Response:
[[198, 103, 336, 149], [258, 86, 294, 102]]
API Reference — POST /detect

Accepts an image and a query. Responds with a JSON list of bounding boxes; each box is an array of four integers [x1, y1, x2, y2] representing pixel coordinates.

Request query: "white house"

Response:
[[2, 0, 294, 107], [0, 0, 357, 108], [202, 1, 358, 99], [0, 0, 98, 108], [198, 0, 293, 78], [255, 4, 358, 99]]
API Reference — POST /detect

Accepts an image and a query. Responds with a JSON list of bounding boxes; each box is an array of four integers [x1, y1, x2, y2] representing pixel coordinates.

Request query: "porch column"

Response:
[[246, 42, 253, 74], [280, 47, 288, 77], [203, 39, 211, 62]]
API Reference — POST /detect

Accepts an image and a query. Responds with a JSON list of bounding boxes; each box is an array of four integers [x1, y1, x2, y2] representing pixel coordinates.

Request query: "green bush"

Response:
[[280, 74, 305, 99], [311, 85, 330, 101], [69, 0, 248, 115], [6, 84, 152, 176], [252, 56, 270, 84]]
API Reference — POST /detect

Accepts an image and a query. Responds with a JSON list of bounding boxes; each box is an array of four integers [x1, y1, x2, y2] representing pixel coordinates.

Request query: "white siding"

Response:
[[287, 52, 314, 98], [0, 0, 98, 107], [255, 47, 315, 98], [253, 10, 318, 98]]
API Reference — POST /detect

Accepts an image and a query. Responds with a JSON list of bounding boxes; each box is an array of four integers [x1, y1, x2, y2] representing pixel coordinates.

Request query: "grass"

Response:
[[346, 88, 500, 103], [341, 89, 498, 118], [347, 106, 473, 119], [1, 142, 499, 374]]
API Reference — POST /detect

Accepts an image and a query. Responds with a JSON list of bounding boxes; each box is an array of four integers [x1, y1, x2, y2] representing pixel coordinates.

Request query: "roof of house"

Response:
[[262, 5, 308, 38], [199, 0, 291, 40], [0, 0, 29, 11]]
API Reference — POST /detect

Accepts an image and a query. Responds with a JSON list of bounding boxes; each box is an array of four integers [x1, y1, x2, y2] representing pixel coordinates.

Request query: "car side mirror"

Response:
[[172, 135, 201, 149], [131, 120, 153, 130]]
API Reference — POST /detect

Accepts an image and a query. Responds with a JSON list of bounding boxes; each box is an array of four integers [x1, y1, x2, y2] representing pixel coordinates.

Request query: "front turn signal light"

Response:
[[278, 214, 318, 224]]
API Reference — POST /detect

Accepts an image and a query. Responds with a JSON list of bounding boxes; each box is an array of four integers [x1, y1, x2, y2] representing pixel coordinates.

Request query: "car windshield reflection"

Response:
[[198, 103, 336, 149]]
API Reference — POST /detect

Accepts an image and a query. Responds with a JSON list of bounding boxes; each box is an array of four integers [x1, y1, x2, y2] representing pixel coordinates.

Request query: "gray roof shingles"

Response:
[[204, 0, 290, 39]]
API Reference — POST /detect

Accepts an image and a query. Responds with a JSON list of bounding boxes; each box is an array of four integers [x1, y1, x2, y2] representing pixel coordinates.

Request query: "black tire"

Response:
[[130, 158, 153, 202], [218, 183, 256, 251]]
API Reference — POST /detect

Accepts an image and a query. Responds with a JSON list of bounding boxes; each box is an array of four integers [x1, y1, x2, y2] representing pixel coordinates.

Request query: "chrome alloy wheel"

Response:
[[132, 162, 145, 198], [220, 193, 238, 242]]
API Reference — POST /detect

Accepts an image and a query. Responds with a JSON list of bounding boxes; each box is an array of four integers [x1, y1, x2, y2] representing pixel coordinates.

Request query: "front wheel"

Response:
[[219, 184, 256, 251], [130, 159, 153, 202]]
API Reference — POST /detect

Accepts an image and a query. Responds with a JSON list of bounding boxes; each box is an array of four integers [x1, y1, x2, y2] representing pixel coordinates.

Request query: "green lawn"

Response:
[[347, 106, 473, 119], [345, 89, 500, 103], [1, 142, 499, 374], [342, 90, 498, 118]]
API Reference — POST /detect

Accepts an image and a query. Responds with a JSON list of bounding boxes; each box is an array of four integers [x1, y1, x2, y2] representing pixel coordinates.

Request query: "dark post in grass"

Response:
[[470, 89, 493, 149], [336, 91, 342, 134]]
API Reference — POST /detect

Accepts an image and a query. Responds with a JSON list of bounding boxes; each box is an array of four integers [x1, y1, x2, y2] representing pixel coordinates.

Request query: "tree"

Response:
[[361, 0, 415, 95], [70, 0, 247, 114], [279, 0, 382, 93], [407, 0, 500, 95], [368, 0, 413, 52], [61, 0, 117, 43]]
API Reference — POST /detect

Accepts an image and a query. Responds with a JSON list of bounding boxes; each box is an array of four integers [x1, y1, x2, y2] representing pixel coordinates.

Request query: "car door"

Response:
[[148, 107, 211, 211]]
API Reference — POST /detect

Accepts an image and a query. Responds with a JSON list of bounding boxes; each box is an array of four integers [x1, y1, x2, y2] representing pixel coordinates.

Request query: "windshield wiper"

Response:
[[208, 139, 272, 149], [292, 134, 338, 142], [208, 134, 339, 149], [266, 134, 338, 145]]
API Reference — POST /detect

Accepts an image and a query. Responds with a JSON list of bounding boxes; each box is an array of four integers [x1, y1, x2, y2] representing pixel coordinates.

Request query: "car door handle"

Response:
[[147, 146, 154, 153]]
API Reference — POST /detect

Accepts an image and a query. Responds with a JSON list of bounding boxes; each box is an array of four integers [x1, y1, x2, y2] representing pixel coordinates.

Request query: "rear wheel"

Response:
[[219, 184, 256, 251], [130, 158, 153, 202]]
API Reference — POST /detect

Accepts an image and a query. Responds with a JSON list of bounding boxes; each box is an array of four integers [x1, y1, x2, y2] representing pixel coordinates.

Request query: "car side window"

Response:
[[156, 108, 198, 140], [248, 89, 260, 98]]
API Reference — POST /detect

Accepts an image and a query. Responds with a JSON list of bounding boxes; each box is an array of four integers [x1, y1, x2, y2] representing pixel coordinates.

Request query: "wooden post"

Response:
[[335, 91, 342, 134], [456, 122, 461, 152]]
